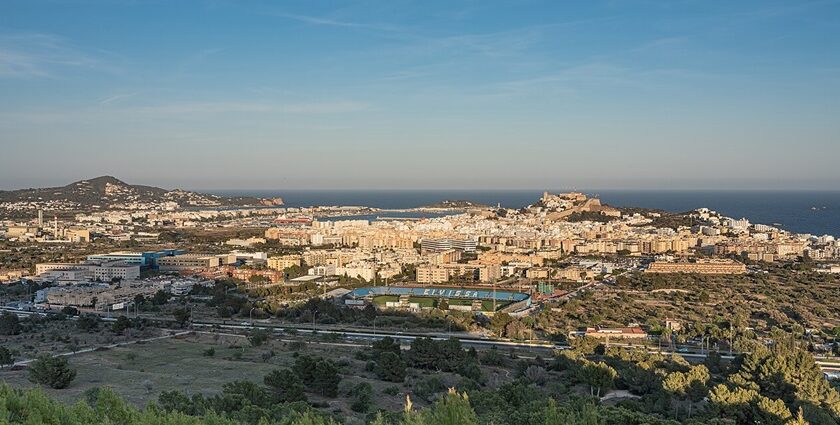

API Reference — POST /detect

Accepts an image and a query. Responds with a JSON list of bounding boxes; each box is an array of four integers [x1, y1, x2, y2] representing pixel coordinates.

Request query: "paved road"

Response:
[[193, 320, 728, 357], [193, 320, 840, 373], [6, 306, 839, 373]]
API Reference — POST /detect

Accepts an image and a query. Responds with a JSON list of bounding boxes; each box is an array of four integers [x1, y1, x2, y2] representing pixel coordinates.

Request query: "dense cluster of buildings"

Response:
[[1, 211, 91, 243], [21, 250, 215, 310], [35, 260, 141, 282], [247, 192, 838, 286], [32, 274, 214, 310], [5, 192, 839, 302], [14, 250, 221, 310]]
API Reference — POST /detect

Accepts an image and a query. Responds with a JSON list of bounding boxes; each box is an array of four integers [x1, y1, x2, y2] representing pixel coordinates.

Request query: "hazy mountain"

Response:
[[0, 176, 283, 211]]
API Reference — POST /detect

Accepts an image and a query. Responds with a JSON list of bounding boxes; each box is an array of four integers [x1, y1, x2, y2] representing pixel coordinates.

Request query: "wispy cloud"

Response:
[[280, 101, 370, 114], [0, 97, 373, 128], [269, 8, 609, 59], [730, 0, 840, 22], [0, 32, 107, 78], [271, 11, 403, 33], [626, 36, 686, 54], [172, 47, 225, 78], [100, 92, 139, 105], [480, 62, 630, 99], [380, 70, 431, 81], [131, 100, 370, 115], [415, 28, 543, 58]]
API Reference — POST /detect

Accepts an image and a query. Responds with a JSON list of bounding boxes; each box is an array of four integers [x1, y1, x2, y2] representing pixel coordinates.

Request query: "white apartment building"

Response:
[[308, 264, 337, 277], [420, 238, 477, 253], [35, 261, 140, 283], [336, 263, 377, 282]]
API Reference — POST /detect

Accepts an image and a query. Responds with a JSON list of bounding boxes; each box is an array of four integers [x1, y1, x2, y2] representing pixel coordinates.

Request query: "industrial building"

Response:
[[157, 254, 224, 271], [87, 250, 185, 269], [35, 260, 141, 283]]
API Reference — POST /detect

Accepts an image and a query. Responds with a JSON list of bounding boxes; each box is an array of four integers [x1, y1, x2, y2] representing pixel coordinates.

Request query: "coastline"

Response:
[[206, 189, 840, 237]]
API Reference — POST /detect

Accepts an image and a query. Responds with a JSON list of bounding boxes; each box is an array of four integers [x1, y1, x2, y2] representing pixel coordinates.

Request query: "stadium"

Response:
[[345, 286, 531, 315]]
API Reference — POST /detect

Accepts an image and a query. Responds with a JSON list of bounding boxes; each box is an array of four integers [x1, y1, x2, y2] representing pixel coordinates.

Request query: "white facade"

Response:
[[35, 261, 140, 283], [308, 264, 337, 276]]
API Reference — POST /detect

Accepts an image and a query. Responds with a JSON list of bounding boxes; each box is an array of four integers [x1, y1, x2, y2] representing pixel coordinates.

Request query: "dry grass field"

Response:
[[0, 331, 534, 420]]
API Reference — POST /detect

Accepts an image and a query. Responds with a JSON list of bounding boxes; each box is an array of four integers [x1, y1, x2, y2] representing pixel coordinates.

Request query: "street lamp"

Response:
[[187, 303, 195, 328], [373, 316, 378, 336], [249, 307, 256, 325], [530, 323, 535, 347]]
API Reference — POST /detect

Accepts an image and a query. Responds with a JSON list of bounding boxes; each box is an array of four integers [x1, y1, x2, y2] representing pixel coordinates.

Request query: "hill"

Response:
[[0, 176, 283, 215]]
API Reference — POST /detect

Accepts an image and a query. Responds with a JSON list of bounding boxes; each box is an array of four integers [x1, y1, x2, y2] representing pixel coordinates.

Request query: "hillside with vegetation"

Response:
[[0, 176, 283, 216]]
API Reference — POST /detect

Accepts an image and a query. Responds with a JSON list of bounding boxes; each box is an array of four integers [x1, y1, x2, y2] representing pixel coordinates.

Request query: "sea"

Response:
[[209, 190, 840, 237]]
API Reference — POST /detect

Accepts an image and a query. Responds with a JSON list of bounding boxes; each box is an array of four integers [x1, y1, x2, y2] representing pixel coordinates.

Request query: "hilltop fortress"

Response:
[[538, 191, 621, 221]]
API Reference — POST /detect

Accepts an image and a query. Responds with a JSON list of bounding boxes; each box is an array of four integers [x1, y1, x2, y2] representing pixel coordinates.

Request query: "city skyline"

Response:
[[2, 0, 840, 190]]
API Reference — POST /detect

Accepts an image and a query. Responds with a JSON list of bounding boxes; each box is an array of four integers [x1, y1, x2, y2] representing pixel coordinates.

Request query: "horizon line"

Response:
[[196, 187, 840, 193]]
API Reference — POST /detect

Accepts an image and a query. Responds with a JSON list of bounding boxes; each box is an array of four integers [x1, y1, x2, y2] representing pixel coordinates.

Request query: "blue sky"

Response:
[[1, 0, 839, 190]]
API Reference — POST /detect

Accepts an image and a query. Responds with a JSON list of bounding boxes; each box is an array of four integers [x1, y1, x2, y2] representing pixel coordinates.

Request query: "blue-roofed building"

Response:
[[86, 250, 186, 270]]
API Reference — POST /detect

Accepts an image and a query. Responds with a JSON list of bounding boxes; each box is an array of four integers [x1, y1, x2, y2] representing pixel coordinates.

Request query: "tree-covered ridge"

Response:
[[4, 333, 839, 425], [4, 299, 840, 425], [0, 384, 682, 425]]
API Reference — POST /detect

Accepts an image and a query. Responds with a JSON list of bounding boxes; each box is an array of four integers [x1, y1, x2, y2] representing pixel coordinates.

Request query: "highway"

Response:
[[194, 320, 732, 358], [192, 320, 840, 373], [5, 306, 839, 373]]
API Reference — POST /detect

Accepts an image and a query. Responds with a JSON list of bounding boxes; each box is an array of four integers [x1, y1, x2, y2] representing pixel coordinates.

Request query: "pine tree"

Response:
[[0, 346, 13, 369], [264, 368, 306, 402], [375, 351, 407, 382], [28, 354, 77, 389], [578, 361, 617, 398]]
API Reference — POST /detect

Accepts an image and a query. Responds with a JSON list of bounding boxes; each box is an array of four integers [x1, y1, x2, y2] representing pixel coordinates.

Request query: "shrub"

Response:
[[288, 341, 306, 351], [60, 306, 79, 316], [0, 312, 20, 335], [28, 354, 77, 389], [406, 337, 465, 372], [348, 382, 373, 413], [414, 375, 446, 402], [480, 346, 506, 367], [111, 316, 131, 335], [293, 355, 341, 397], [375, 352, 407, 383], [248, 328, 270, 347], [524, 365, 548, 385], [264, 368, 307, 402], [0, 346, 14, 368], [457, 358, 485, 384], [76, 314, 99, 332]]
